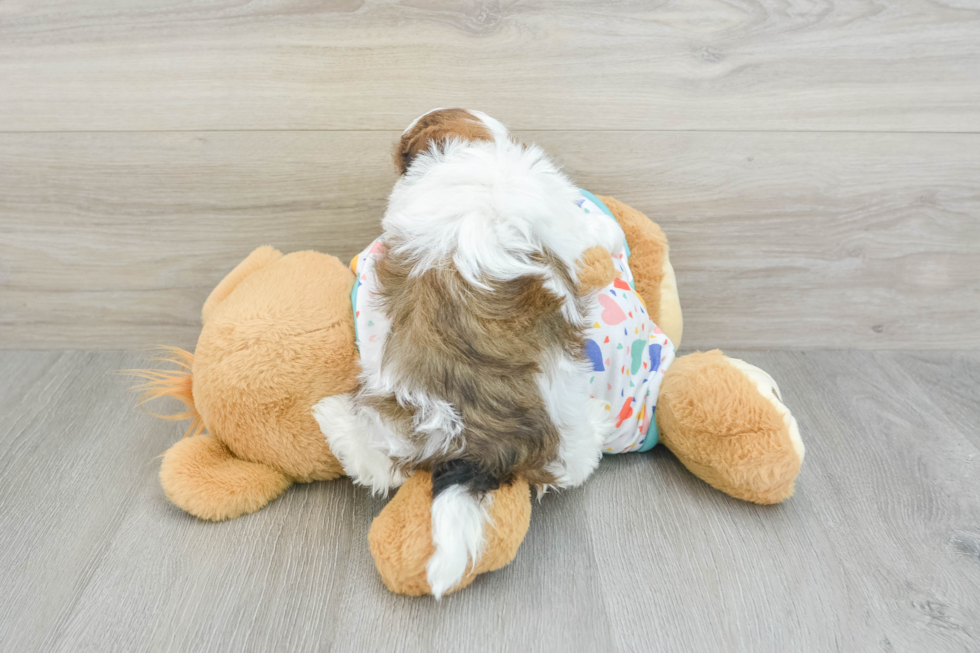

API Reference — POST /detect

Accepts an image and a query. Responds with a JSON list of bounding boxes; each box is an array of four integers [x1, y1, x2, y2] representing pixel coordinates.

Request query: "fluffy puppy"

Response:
[[314, 109, 621, 597]]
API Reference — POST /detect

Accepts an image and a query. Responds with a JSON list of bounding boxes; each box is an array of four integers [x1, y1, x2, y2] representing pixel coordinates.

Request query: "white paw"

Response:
[[312, 395, 406, 496], [726, 358, 804, 461], [546, 397, 611, 489]]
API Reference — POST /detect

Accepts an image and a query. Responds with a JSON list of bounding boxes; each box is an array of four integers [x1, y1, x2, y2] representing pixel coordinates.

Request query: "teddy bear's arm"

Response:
[[576, 246, 617, 294]]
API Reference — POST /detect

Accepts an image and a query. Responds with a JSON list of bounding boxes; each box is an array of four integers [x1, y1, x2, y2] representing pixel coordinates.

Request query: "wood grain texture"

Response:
[[1, 350, 978, 652], [2, 131, 977, 349], [890, 350, 980, 452], [0, 0, 979, 132]]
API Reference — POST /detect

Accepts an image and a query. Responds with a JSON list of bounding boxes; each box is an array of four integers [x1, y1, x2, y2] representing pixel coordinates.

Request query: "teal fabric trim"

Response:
[[579, 189, 630, 259], [581, 188, 655, 455], [350, 274, 361, 353], [579, 188, 614, 218], [637, 419, 660, 452]]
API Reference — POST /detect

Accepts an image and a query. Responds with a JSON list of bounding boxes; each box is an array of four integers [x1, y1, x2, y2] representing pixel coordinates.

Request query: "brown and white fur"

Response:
[[313, 109, 621, 597]]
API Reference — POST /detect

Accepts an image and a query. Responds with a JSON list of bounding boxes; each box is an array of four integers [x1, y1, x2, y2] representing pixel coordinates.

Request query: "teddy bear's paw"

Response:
[[657, 350, 804, 505], [576, 246, 616, 294], [369, 472, 533, 597], [160, 434, 291, 520], [725, 357, 804, 464]]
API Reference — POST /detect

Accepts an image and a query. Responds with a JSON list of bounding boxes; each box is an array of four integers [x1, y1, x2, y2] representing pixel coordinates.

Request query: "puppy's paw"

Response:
[[545, 397, 610, 489]]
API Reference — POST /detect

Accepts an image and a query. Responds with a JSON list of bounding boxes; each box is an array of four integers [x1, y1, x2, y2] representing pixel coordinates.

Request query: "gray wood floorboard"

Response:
[[1, 350, 978, 652], [881, 350, 980, 452]]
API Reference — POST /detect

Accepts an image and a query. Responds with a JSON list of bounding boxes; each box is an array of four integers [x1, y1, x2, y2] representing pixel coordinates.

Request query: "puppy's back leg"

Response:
[[538, 353, 611, 488]]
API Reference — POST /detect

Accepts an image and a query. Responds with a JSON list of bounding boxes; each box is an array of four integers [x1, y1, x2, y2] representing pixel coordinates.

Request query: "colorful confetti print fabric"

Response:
[[575, 193, 676, 453], [348, 238, 391, 377], [349, 191, 676, 455]]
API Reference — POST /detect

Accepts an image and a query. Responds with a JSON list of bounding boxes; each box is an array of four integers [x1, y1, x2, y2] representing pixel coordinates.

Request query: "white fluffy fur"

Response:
[[312, 394, 407, 495], [349, 109, 622, 477], [538, 350, 612, 488], [325, 110, 625, 597], [382, 112, 622, 324], [426, 487, 493, 599]]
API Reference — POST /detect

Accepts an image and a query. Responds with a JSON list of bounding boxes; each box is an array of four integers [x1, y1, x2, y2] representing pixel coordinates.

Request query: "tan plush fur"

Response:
[[576, 246, 617, 293], [137, 195, 801, 594], [656, 351, 800, 504], [369, 472, 532, 596], [144, 247, 354, 521], [193, 249, 355, 483], [128, 347, 204, 438], [160, 434, 292, 521], [201, 245, 284, 323]]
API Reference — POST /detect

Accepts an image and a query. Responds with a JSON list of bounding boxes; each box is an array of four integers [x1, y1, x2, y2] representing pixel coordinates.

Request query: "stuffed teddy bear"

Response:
[[134, 195, 803, 596]]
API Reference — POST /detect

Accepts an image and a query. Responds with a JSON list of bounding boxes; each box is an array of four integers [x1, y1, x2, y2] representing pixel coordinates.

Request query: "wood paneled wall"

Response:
[[1, 1, 978, 349]]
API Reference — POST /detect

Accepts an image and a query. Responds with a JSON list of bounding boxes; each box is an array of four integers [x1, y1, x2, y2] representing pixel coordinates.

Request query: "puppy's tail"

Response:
[[426, 460, 499, 599]]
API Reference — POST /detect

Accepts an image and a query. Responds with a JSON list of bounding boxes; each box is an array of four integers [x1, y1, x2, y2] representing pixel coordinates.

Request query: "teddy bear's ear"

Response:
[[202, 246, 283, 323]]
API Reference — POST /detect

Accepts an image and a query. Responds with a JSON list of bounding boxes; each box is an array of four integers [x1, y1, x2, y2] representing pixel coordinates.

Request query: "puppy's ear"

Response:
[[394, 108, 493, 175]]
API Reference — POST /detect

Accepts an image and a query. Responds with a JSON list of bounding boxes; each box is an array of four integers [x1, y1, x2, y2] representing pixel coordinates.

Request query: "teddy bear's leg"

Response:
[[160, 433, 292, 521], [368, 472, 532, 596], [656, 350, 804, 504]]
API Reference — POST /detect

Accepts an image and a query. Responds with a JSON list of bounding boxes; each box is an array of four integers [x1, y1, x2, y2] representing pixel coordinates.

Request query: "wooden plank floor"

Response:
[[1, 350, 978, 652]]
